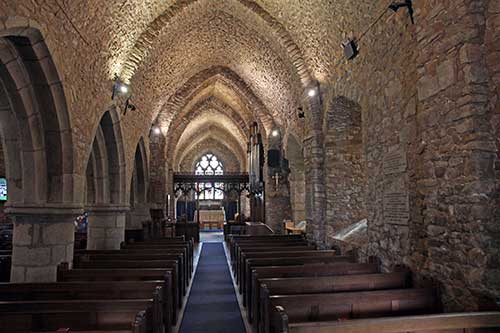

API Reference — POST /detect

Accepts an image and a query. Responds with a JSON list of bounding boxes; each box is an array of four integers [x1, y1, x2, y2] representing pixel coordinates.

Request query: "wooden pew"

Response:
[[76, 248, 191, 283], [75, 251, 189, 292], [274, 311, 500, 333], [232, 246, 316, 278], [72, 259, 183, 312], [239, 251, 343, 299], [255, 272, 409, 332], [230, 238, 308, 260], [243, 255, 354, 308], [122, 238, 194, 270], [0, 281, 171, 333], [264, 288, 439, 333], [227, 234, 305, 256], [232, 243, 312, 269], [0, 299, 159, 333], [238, 249, 330, 285], [250, 262, 380, 326], [122, 243, 194, 274], [57, 265, 180, 326]]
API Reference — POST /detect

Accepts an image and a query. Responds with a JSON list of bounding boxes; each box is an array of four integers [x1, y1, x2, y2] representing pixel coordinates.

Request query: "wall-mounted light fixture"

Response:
[[342, 39, 359, 60], [271, 129, 280, 137], [297, 106, 305, 119], [152, 125, 161, 135], [111, 74, 130, 100], [389, 0, 414, 24]]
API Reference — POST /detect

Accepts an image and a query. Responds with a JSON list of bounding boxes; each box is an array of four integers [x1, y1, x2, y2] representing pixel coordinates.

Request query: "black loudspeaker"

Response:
[[268, 149, 280, 168]]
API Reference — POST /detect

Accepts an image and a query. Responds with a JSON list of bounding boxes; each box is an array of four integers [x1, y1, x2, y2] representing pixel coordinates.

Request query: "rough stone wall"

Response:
[[149, 133, 167, 209], [320, 0, 499, 310], [324, 97, 367, 241]]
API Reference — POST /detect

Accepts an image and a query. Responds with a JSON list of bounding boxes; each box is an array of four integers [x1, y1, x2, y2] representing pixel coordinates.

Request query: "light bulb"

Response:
[[153, 126, 161, 135], [307, 88, 316, 97], [272, 130, 279, 137], [119, 84, 128, 94]]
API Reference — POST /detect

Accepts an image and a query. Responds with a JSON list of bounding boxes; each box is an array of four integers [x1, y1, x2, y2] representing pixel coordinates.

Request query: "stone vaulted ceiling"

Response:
[[0, 0, 379, 175]]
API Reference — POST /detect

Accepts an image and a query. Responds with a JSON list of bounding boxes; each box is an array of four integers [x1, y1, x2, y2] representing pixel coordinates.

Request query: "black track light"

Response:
[[389, 0, 414, 24]]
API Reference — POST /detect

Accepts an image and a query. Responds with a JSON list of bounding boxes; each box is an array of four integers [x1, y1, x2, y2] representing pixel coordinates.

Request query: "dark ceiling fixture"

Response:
[[342, 39, 358, 60], [297, 106, 305, 119], [389, 0, 414, 24], [123, 97, 136, 116]]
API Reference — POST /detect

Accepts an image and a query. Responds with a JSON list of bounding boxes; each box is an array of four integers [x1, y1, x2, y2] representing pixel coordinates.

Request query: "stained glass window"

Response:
[[195, 154, 224, 200]]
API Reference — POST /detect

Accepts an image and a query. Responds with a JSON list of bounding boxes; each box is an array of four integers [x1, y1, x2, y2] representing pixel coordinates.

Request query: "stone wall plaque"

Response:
[[383, 192, 409, 225], [383, 151, 407, 175]]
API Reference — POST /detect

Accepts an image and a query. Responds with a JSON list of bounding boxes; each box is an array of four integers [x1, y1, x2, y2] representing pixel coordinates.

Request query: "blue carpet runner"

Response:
[[179, 243, 245, 333]]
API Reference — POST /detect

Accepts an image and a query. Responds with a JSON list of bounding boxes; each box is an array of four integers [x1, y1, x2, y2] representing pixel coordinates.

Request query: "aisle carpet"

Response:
[[179, 243, 245, 333]]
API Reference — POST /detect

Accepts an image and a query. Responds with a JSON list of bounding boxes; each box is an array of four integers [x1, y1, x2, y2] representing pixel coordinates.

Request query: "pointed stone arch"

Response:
[[323, 96, 367, 246], [85, 107, 128, 250], [0, 23, 77, 282], [126, 137, 150, 230]]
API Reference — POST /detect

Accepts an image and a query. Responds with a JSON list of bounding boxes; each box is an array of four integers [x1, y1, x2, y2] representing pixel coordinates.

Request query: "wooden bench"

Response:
[[74, 252, 188, 294], [238, 250, 337, 286], [274, 311, 500, 333], [255, 272, 410, 332], [121, 239, 194, 269], [229, 237, 307, 260], [232, 242, 312, 268], [72, 259, 183, 311], [250, 262, 380, 326], [57, 265, 180, 325], [228, 234, 305, 254], [76, 248, 191, 283], [0, 281, 171, 333], [243, 255, 354, 308], [265, 288, 439, 333], [0, 299, 157, 333], [239, 251, 343, 298], [232, 246, 316, 278]]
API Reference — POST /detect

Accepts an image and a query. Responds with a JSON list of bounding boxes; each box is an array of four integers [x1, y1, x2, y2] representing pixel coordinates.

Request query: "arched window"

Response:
[[194, 153, 224, 200]]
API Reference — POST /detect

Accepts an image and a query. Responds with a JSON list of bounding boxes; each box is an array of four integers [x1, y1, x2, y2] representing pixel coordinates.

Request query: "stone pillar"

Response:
[[87, 206, 129, 250], [126, 204, 150, 230], [8, 206, 80, 282]]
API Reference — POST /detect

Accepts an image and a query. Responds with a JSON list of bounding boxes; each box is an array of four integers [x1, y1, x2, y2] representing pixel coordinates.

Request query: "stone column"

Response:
[[8, 206, 80, 282], [87, 205, 129, 250], [126, 204, 150, 230]]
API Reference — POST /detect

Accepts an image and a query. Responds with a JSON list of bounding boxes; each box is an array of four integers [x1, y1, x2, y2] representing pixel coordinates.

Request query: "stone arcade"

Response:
[[0, 1, 499, 332]]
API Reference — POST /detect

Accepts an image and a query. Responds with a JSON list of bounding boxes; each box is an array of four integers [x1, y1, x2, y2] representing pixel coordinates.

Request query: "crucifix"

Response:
[[272, 172, 282, 191]]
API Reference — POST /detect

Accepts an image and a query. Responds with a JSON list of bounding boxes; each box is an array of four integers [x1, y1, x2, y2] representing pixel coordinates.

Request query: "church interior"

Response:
[[0, 0, 499, 332]]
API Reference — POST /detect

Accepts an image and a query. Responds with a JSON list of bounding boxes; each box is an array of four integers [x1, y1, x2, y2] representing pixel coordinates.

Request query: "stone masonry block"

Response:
[[26, 265, 57, 282], [13, 246, 51, 266], [42, 222, 74, 245]]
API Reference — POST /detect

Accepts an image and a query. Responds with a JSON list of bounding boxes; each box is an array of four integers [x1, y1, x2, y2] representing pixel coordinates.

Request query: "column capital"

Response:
[[5, 204, 83, 224], [86, 204, 130, 215]]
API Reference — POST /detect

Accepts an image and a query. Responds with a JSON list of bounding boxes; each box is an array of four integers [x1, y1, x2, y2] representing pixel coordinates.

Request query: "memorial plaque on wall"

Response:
[[383, 150, 407, 175], [383, 148, 409, 225], [383, 192, 409, 225]]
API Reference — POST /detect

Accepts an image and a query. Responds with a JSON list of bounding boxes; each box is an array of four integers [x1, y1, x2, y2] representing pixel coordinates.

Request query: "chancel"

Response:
[[0, 1, 499, 333]]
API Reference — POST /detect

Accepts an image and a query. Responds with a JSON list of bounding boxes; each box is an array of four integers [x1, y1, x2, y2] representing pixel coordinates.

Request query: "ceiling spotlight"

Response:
[[389, 0, 414, 24], [119, 84, 128, 94], [297, 107, 305, 119], [271, 129, 279, 137], [111, 74, 131, 100], [152, 126, 161, 135], [307, 88, 316, 97]]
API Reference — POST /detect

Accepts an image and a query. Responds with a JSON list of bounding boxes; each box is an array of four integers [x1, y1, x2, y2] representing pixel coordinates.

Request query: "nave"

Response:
[[0, 0, 499, 332]]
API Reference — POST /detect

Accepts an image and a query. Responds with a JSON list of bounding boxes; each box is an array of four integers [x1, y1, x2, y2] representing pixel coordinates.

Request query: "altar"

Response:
[[194, 209, 225, 230]]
